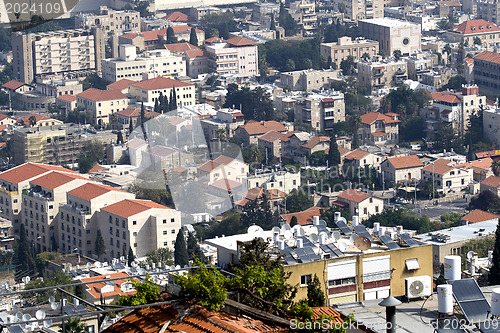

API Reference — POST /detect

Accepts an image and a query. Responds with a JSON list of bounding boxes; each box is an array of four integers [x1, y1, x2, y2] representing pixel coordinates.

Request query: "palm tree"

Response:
[[28, 115, 37, 127], [59, 318, 86, 333], [492, 160, 500, 176]]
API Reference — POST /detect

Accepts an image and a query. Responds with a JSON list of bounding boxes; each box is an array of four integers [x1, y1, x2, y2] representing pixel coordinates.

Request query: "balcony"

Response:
[[395, 68, 406, 75], [61, 204, 90, 216], [22, 189, 52, 201], [0, 187, 18, 196], [373, 69, 384, 77]]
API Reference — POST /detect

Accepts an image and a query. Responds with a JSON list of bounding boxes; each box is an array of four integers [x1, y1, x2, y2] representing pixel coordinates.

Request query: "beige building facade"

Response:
[[320, 37, 379, 66], [75, 6, 141, 36], [294, 94, 346, 132], [128, 77, 196, 106], [357, 58, 408, 93]]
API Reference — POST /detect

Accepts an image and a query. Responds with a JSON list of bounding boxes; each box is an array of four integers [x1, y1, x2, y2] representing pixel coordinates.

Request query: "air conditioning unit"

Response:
[[405, 276, 432, 299]]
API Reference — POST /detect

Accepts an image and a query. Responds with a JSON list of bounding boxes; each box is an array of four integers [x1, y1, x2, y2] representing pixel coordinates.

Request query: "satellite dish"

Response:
[[247, 225, 264, 234], [283, 230, 292, 240], [102, 262, 108, 267], [35, 310, 46, 320], [467, 251, 475, 259], [281, 223, 291, 232], [354, 236, 372, 251], [319, 219, 327, 227], [86, 263, 92, 269], [48, 296, 55, 303], [138, 268, 146, 275], [50, 302, 58, 311], [43, 320, 53, 328], [349, 234, 358, 244], [332, 231, 341, 241], [175, 265, 181, 270], [338, 241, 348, 252], [95, 261, 102, 268], [16, 312, 22, 320], [272, 226, 280, 234], [309, 233, 318, 243], [75, 265, 80, 270], [22, 314, 31, 321]]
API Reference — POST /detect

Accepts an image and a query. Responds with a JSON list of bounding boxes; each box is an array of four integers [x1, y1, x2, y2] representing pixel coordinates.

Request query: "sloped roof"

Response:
[[164, 11, 189, 22], [205, 36, 223, 44], [431, 91, 461, 103], [481, 175, 500, 188], [360, 112, 400, 125], [338, 147, 351, 156], [337, 189, 371, 203], [438, 0, 461, 6], [301, 136, 330, 149], [210, 178, 242, 191], [88, 164, 107, 173], [474, 51, 500, 65], [2, 80, 27, 90], [258, 130, 285, 143], [20, 113, 55, 124], [121, 28, 167, 41], [130, 76, 192, 91], [464, 57, 474, 66], [171, 25, 203, 34], [77, 88, 126, 101], [117, 107, 160, 119], [164, 42, 198, 53], [385, 155, 423, 169], [107, 79, 135, 91], [126, 138, 147, 149], [452, 19, 500, 35], [239, 121, 287, 135], [185, 49, 205, 58], [57, 94, 77, 102], [421, 158, 454, 175], [344, 149, 370, 161], [68, 182, 125, 201], [30, 171, 87, 190], [81, 272, 137, 299], [281, 206, 323, 226], [102, 199, 171, 218], [226, 36, 257, 46], [462, 209, 500, 223], [0, 163, 77, 184]]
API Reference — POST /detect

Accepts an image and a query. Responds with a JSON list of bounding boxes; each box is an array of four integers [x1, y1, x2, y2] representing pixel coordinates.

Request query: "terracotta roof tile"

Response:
[[121, 29, 167, 41], [0, 163, 77, 184], [481, 175, 500, 188], [2, 80, 27, 90], [30, 171, 87, 190], [205, 36, 223, 44], [281, 207, 323, 226], [431, 91, 462, 103], [360, 112, 400, 125], [164, 42, 198, 53], [453, 19, 500, 35], [57, 94, 76, 102], [107, 79, 135, 91], [210, 178, 242, 191], [422, 158, 454, 175], [164, 11, 189, 22], [312, 307, 343, 323], [474, 51, 500, 65], [185, 49, 205, 58], [81, 272, 138, 299], [338, 147, 351, 156], [88, 165, 107, 173], [337, 189, 371, 203], [102, 199, 171, 218], [386, 155, 423, 169], [126, 138, 147, 149], [301, 136, 330, 149], [77, 88, 126, 102], [239, 121, 287, 136], [171, 25, 203, 34], [462, 209, 500, 223], [67, 182, 125, 201], [21, 113, 53, 124], [225, 36, 257, 46], [344, 149, 370, 161], [258, 130, 285, 142], [130, 76, 192, 91]]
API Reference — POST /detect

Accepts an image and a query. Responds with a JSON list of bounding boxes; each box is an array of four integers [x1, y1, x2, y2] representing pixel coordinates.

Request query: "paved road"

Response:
[[409, 195, 471, 219]]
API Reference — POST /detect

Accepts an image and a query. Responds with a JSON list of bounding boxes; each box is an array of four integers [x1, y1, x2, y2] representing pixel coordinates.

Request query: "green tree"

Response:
[[24, 270, 73, 303], [117, 131, 124, 144], [348, 114, 362, 149], [199, 11, 238, 38], [290, 216, 298, 227], [307, 274, 325, 307], [278, 3, 299, 36], [166, 26, 177, 43], [28, 115, 37, 127], [364, 207, 434, 233], [143, 248, 174, 267], [328, 136, 341, 167], [16, 224, 34, 276], [116, 274, 160, 305], [238, 238, 282, 272], [128, 247, 135, 267], [174, 231, 189, 267], [361, 52, 371, 61], [59, 317, 86, 333], [78, 140, 105, 173], [340, 55, 355, 75], [285, 188, 314, 213], [270, 13, 277, 31], [490, 223, 500, 285], [220, 22, 230, 39], [241, 194, 275, 229], [95, 229, 105, 259], [187, 232, 206, 262], [493, 160, 500, 176], [393, 49, 402, 60], [469, 191, 500, 213], [309, 151, 327, 166], [189, 27, 198, 46], [129, 118, 134, 134], [35, 252, 60, 276], [224, 84, 274, 121], [474, 37, 482, 45]]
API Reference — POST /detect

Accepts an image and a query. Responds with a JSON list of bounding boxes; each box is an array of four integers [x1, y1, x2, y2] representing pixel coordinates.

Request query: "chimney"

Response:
[[379, 296, 401, 333]]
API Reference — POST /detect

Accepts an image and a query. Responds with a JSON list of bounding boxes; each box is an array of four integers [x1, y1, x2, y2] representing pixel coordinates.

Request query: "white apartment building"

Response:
[[75, 6, 141, 36], [128, 77, 195, 107], [320, 37, 379, 66], [76, 88, 129, 126], [288, 0, 317, 33], [483, 106, 500, 146], [357, 58, 408, 93], [293, 93, 346, 132], [246, 170, 301, 194], [102, 45, 186, 82], [205, 37, 259, 77], [421, 159, 473, 194]]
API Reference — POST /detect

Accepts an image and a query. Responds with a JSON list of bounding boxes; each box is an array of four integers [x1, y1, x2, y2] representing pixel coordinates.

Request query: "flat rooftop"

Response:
[[415, 220, 497, 245], [361, 18, 420, 28]]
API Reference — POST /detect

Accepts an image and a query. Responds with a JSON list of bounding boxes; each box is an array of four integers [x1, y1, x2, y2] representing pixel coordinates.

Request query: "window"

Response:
[[171, 229, 176, 234], [300, 274, 312, 286], [164, 242, 168, 246], [328, 277, 355, 287], [133, 221, 137, 225], [163, 230, 167, 235], [363, 207, 367, 215], [163, 219, 167, 224]]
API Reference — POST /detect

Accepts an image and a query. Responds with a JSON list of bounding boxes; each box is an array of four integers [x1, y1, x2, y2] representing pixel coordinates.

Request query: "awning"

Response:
[[406, 258, 420, 271]]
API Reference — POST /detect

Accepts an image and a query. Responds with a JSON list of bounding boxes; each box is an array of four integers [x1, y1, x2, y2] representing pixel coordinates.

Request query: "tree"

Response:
[[171, 86, 177, 109], [278, 3, 299, 36], [24, 271, 73, 303], [309, 151, 327, 166], [129, 118, 134, 134], [166, 26, 177, 43], [35, 252, 60, 276], [441, 76, 468, 91], [187, 232, 206, 262], [78, 140, 105, 173], [224, 84, 274, 121], [469, 191, 500, 213], [220, 22, 230, 39], [128, 247, 135, 267], [189, 27, 198, 47], [361, 52, 371, 61], [59, 318, 86, 333], [493, 160, 500, 177], [290, 216, 298, 227], [174, 231, 189, 267], [95, 229, 105, 259], [393, 49, 402, 60], [16, 224, 34, 276], [116, 274, 160, 305], [327, 136, 341, 167], [143, 248, 174, 267], [238, 238, 282, 272], [28, 115, 37, 127], [241, 194, 275, 230], [307, 274, 325, 307], [474, 37, 482, 45], [199, 11, 238, 39], [490, 222, 500, 285], [270, 13, 277, 31], [285, 188, 314, 213], [117, 131, 124, 144], [348, 114, 361, 149], [340, 55, 354, 76]]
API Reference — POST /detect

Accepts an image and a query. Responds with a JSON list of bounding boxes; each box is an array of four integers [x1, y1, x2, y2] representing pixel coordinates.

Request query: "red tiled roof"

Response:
[[2, 80, 26, 90], [107, 79, 135, 91], [338, 147, 351, 156], [301, 136, 330, 149], [81, 272, 138, 299], [344, 149, 370, 161], [258, 130, 285, 142], [20, 113, 53, 124], [185, 49, 205, 58], [312, 307, 343, 323], [475, 150, 500, 159], [474, 51, 500, 65], [225, 36, 257, 46], [372, 132, 387, 137], [77, 88, 126, 102], [453, 19, 500, 35], [422, 158, 454, 175], [337, 189, 371, 203], [30, 171, 87, 190], [164, 42, 198, 53], [360, 112, 400, 125], [57, 94, 76, 102], [281, 206, 323, 226], [462, 209, 500, 223], [126, 138, 147, 149], [102, 199, 171, 218], [464, 57, 474, 66], [205, 36, 223, 44], [121, 29, 167, 41], [148, 145, 178, 157], [0, 125, 6, 132], [239, 121, 287, 136], [0, 163, 77, 184], [171, 25, 203, 34], [130, 76, 192, 91], [210, 178, 242, 191], [386, 155, 423, 169], [164, 11, 189, 22], [116, 107, 160, 119], [88, 164, 107, 173], [481, 175, 500, 188], [68, 182, 125, 201], [431, 91, 461, 103]]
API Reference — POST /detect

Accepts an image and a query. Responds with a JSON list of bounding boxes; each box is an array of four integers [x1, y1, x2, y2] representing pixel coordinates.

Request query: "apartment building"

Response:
[[205, 37, 259, 77], [185, 49, 209, 78], [406, 53, 435, 81], [279, 69, 340, 91], [483, 106, 500, 145], [473, 51, 500, 95], [463, 0, 500, 25], [12, 125, 116, 165], [200, 108, 245, 142], [197, 155, 249, 185], [357, 58, 408, 93], [381, 155, 424, 185], [119, 26, 205, 51], [358, 112, 400, 146], [447, 19, 500, 47], [335, 0, 384, 21], [288, 0, 317, 33], [75, 6, 141, 36], [128, 76, 195, 107], [102, 45, 186, 82], [421, 159, 473, 194], [293, 93, 346, 132], [12, 28, 106, 83], [76, 89, 129, 126], [343, 149, 382, 172], [320, 37, 379, 66], [235, 120, 288, 146], [359, 18, 421, 56]]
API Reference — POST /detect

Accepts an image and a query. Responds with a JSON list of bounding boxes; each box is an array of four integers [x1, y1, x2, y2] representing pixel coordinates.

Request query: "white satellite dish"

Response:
[[86, 263, 92, 269], [43, 320, 53, 328], [349, 234, 358, 244], [338, 241, 348, 252], [247, 225, 264, 234], [131, 261, 137, 268], [467, 251, 475, 260], [309, 233, 318, 243], [281, 223, 291, 232], [16, 312, 22, 320], [138, 268, 146, 275], [332, 231, 341, 241], [102, 262, 108, 267], [175, 265, 181, 270], [319, 219, 327, 227], [75, 265, 80, 270], [50, 302, 58, 311], [272, 226, 280, 234], [22, 314, 31, 321], [284, 230, 293, 240], [95, 261, 102, 268], [35, 310, 46, 320], [48, 296, 55, 303]]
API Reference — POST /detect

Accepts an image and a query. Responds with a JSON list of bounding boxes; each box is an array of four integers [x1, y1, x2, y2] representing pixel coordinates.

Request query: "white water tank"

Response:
[[396, 225, 403, 233], [273, 232, 279, 242], [319, 233, 328, 245], [353, 216, 359, 226], [313, 216, 320, 225], [296, 238, 303, 248], [334, 212, 341, 221], [437, 284, 453, 315], [277, 240, 285, 251], [444, 256, 461, 281], [491, 288, 500, 316], [374, 223, 380, 235]]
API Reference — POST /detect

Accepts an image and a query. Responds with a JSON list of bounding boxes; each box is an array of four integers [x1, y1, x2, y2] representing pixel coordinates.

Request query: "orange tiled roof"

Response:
[[481, 175, 500, 188], [301, 136, 330, 149], [164, 11, 189, 22], [121, 28, 167, 41], [431, 91, 461, 104], [312, 307, 343, 323], [281, 206, 323, 226], [185, 49, 205, 58], [81, 272, 138, 299], [21, 113, 53, 124], [68, 182, 125, 201], [240, 121, 287, 135], [205, 36, 223, 43], [77, 88, 126, 102], [102, 199, 171, 218], [126, 138, 147, 149], [258, 130, 285, 142], [453, 19, 500, 35], [57, 94, 77, 102], [2, 80, 27, 90], [464, 57, 474, 66], [210, 178, 242, 191], [226, 36, 257, 46], [116, 108, 160, 119], [171, 25, 203, 34], [462, 209, 500, 223], [30, 171, 87, 190], [337, 189, 371, 203], [107, 79, 135, 91], [474, 51, 500, 65], [130, 76, 192, 91], [386, 155, 423, 169], [422, 158, 454, 175], [338, 147, 351, 156], [344, 149, 370, 161], [88, 165, 107, 173], [360, 112, 400, 125], [0, 163, 77, 184], [164, 42, 198, 53]]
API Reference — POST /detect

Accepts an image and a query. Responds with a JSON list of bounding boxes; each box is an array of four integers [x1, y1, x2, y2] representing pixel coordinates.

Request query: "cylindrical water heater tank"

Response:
[[352, 216, 359, 226], [491, 288, 500, 317], [437, 284, 453, 315], [444, 256, 461, 281]]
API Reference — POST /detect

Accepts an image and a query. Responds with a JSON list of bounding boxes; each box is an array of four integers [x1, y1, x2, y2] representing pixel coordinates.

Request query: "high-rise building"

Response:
[[12, 28, 106, 83]]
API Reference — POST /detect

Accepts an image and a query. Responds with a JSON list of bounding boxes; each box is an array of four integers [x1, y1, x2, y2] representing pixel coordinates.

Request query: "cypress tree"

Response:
[[290, 216, 298, 227], [189, 27, 198, 47], [95, 229, 105, 259], [154, 94, 161, 113], [162, 94, 169, 113], [187, 232, 206, 262], [129, 118, 133, 134], [490, 222, 500, 285], [128, 247, 135, 267], [117, 131, 124, 144], [307, 274, 326, 307], [169, 89, 174, 111], [270, 13, 276, 31], [171, 86, 177, 110], [220, 22, 229, 39], [327, 136, 341, 167], [166, 26, 176, 43], [174, 231, 189, 267]]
